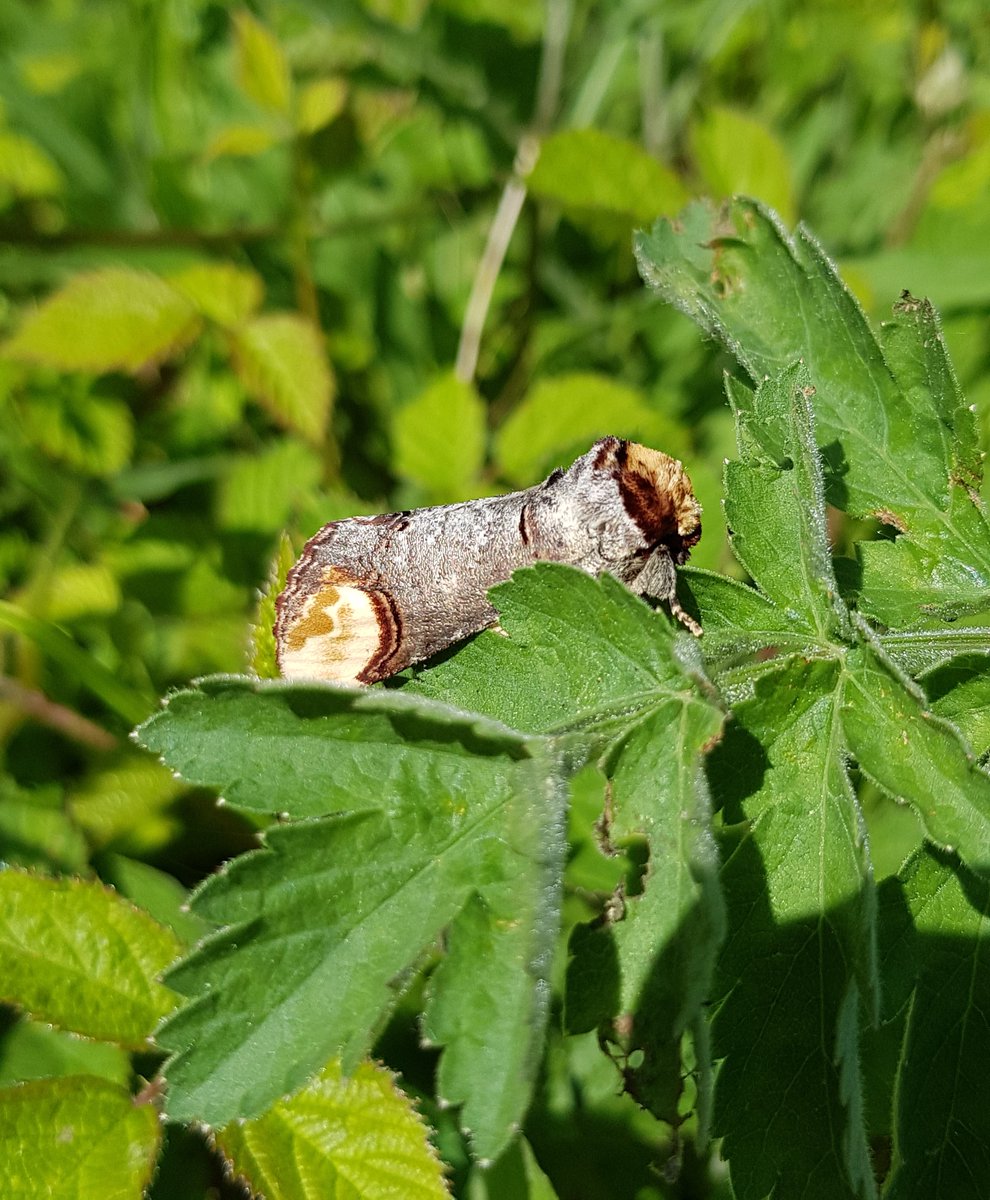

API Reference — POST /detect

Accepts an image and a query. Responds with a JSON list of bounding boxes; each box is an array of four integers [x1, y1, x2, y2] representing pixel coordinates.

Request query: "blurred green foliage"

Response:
[[2, 1, 990, 1197]]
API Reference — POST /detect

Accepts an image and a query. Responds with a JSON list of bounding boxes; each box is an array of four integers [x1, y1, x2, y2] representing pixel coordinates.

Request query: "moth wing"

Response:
[[275, 569, 402, 685]]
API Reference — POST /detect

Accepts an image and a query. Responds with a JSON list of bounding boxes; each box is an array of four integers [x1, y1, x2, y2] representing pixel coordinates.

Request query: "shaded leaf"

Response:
[[882, 849, 990, 1200]]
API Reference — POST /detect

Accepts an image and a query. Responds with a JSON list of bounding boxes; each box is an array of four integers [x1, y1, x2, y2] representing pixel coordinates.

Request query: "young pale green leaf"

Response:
[[147, 680, 561, 1159], [216, 1058, 449, 1200], [3, 268, 200, 373], [724, 364, 849, 640], [885, 849, 990, 1199], [0, 1076, 160, 1200], [710, 658, 876, 1200], [529, 129, 689, 225], [167, 262, 264, 329], [249, 530, 296, 679], [0, 130, 63, 198], [0, 869, 181, 1047], [493, 373, 685, 487], [635, 199, 990, 625], [691, 107, 796, 223], [392, 372, 486, 500], [230, 313, 334, 444], [16, 389, 134, 476], [295, 77, 348, 135], [840, 638, 990, 871], [217, 439, 322, 534], [233, 9, 292, 115]]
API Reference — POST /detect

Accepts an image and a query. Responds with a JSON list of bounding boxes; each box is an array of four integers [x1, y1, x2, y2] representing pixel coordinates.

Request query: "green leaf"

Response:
[[141, 679, 562, 1160], [691, 107, 796, 224], [572, 702, 723, 1125], [0, 869, 181, 1047], [249, 530, 296, 679], [295, 77, 348, 135], [679, 567, 811, 668], [724, 364, 849, 640], [406, 563, 713, 739], [392, 371, 486, 500], [840, 636, 990, 872], [0, 1075, 160, 1200], [635, 199, 990, 625], [529, 129, 689, 225], [217, 438, 321, 533], [17, 389, 134, 477], [0, 1017, 130, 1087], [468, 1136, 559, 1199], [709, 659, 876, 1200], [138, 677, 529, 820], [230, 313, 334, 444], [3, 268, 200, 373], [0, 130, 63, 199], [216, 1058, 449, 1200], [233, 9, 292, 116], [882, 849, 990, 1199], [167, 262, 264, 329], [493, 373, 686, 487], [924, 654, 990, 757]]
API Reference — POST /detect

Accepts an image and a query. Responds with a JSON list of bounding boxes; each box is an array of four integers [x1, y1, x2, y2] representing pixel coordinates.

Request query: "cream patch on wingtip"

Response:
[[277, 582, 384, 684]]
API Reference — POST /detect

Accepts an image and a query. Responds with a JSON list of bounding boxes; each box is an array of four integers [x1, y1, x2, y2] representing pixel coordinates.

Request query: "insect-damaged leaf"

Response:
[[635, 199, 990, 626]]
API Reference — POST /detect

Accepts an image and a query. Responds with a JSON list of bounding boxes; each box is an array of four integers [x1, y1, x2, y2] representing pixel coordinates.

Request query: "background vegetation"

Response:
[[2, 1, 990, 1198]]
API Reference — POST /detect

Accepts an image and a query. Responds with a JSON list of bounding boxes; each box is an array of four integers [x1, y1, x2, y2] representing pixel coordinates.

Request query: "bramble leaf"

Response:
[[3, 268, 200, 373], [0, 1075, 160, 1200], [217, 1058, 449, 1200], [230, 313, 334, 444], [0, 870, 181, 1048], [635, 199, 990, 626]]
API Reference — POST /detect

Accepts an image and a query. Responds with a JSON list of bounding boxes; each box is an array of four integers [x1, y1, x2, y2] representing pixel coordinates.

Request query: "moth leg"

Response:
[[631, 548, 702, 637]]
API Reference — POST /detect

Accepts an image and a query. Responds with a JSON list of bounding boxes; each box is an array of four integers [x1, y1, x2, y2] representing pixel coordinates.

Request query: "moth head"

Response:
[[590, 437, 702, 562]]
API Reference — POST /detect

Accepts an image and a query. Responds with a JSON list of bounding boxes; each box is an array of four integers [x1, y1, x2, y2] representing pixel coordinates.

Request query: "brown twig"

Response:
[[0, 675, 119, 751]]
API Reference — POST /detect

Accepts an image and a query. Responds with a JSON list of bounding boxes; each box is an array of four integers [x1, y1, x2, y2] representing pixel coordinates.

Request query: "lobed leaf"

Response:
[[635, 199, 990, 625], [840, 637, 990, 871], [144, 679, 562, 1160], [709, 659, 877, 1200], [724, 364, 849, 641]]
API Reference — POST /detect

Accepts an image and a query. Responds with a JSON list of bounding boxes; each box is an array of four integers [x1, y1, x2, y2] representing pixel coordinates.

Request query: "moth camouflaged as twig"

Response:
[[275, 436, 702, 685]]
